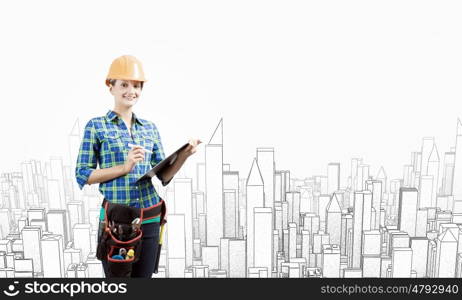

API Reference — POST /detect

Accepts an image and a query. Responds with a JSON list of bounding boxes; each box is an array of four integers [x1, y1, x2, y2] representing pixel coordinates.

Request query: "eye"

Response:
[[134, 85, 140, 89], [122, 83, 128, 87]]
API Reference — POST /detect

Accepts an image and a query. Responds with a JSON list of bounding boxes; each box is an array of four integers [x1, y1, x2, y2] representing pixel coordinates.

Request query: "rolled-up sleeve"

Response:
[[75, 119, 99, 190]]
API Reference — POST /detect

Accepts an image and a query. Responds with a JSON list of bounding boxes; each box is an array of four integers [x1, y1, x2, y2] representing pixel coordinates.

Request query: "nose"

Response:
[[127, 85, 137, 95]]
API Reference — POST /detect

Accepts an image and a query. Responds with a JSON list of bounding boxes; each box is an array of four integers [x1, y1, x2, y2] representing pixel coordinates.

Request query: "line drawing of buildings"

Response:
[[0, 117, 461, 278]]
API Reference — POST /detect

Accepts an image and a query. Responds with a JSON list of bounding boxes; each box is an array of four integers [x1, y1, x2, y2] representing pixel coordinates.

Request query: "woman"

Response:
[[75, 55, 200, 277]]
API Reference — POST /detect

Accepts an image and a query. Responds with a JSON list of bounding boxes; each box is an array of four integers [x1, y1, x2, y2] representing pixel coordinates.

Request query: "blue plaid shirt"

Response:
[[75, 110, 167, 208]]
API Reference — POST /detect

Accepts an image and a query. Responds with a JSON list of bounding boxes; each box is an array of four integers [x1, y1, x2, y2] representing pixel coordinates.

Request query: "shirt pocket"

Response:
[[102, 131, 126, 153], [140, 134, 155, 151], [139, 133, 157, 164]]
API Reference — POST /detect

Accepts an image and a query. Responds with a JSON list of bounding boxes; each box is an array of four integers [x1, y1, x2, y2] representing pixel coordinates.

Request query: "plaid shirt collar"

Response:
[[105, 110, 145, 126]]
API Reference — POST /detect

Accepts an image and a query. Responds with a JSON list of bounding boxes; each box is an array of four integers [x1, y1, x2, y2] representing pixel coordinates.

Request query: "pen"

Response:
[[128, 143, 153, 154]]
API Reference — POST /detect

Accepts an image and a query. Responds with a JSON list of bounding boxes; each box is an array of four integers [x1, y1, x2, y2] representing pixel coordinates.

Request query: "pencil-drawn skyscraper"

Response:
[[49, 157, 66, 206], [376, 166, 387, 194], [366, 180, 382, 230], [205, 119, 224, 247], [286, 191, 301, 226], [47, 210, 69, 245], [322, 244, 340, 277], [452, 119, 462, 200], [41, 234, 65, 277], [410, 237, 429, 278], [167, 214, 186, 277], [350, 158, 361, 191], [420, 137, 435, 177], [435, 229, 458, 277], [398, 188, 418, 237], [0, 209, 11, 239], [22, 226, 43, 274], [427, 143, 440, 207], [229, 239, 246, 277], [419, 176, 434, 208], [173, 178, 193, 267], [246, 158, 265, 272], [441, 151, 455, 196], [361, 230, 381, 277], [326, 194, 342, 246], [253, 207, 273, 274], [68, 119, 81, 201], [73, 224, 91, 262], [224, 170, 239, 238], [318, 194, 331, 232], [257, 148, 274, 209], [391, 247, 412, 277], [327, 163, 340, 195], [352, 191, 372, 268]]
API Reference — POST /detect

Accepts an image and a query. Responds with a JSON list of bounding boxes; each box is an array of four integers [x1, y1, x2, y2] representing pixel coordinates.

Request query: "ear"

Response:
[[108, 80, 115, 94]]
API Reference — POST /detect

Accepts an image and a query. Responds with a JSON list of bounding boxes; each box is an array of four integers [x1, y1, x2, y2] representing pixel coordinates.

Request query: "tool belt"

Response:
[[96, 198, 167, 277]]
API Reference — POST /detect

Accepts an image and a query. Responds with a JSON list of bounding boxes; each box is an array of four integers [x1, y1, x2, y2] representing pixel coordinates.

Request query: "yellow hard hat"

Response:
[[105, 55, 147, 86]]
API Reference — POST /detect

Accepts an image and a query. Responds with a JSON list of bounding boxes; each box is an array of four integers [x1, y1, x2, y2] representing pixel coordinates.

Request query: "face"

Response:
[[109, 80, 142, 109]]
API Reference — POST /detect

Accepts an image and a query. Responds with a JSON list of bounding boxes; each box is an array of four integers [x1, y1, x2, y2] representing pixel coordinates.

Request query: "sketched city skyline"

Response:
[[0, 118, 461, 278]]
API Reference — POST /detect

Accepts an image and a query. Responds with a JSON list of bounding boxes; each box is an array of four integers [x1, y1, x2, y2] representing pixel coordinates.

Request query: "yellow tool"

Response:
[[126, 249, 135, 260], [153, 223, 166, 273]]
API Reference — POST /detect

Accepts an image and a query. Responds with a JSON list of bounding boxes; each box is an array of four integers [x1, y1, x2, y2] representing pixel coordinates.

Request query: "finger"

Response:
[[130, 145, 144, 150], [129, 146, 144, 153], [132, 149, 146, 155]]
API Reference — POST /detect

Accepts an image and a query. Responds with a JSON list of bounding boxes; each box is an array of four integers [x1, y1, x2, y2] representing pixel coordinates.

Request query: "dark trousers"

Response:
[[102, 222, 160, 278]]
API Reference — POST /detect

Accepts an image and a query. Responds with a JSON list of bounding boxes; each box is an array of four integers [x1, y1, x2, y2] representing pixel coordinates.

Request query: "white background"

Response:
[[1, 0, 462, 183]]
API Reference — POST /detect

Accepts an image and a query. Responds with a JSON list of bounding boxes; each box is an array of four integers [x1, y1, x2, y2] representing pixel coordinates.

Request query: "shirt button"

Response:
[[136, 198, 139, 201]]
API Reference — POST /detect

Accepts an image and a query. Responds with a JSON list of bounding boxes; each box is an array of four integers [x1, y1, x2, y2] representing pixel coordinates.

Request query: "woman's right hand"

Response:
[[123, 145, 146, 174]]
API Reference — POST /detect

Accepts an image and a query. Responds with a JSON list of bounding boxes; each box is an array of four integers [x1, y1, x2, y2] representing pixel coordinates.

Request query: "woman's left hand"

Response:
[[180, 139, 202, 159]]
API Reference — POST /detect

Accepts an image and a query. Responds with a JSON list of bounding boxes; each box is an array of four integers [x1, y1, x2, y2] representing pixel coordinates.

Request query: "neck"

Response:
[[112, 106, 133, 128]]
